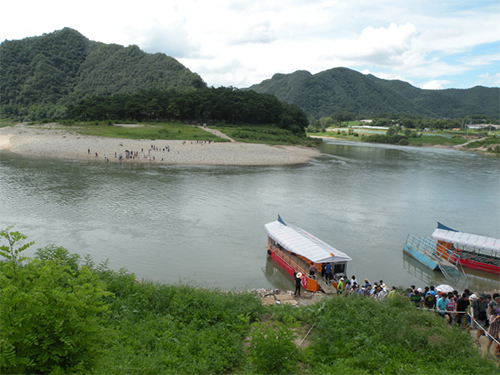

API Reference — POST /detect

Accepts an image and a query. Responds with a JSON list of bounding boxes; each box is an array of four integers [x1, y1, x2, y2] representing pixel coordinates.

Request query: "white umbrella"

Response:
[[436, 284, 454, 293]]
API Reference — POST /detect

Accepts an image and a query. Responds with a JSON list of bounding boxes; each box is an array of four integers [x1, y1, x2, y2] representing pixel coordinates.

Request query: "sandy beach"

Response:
[[0, 123, 321, 166]]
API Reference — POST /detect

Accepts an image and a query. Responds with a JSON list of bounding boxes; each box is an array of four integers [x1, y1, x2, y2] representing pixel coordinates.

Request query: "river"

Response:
[[1, 139, 498, 292]]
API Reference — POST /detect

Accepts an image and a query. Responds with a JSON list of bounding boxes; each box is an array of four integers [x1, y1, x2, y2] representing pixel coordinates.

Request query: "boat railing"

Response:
[[406, 234, 467, 280], [459, 249, 500, 267], [271, 246, 307, 277]]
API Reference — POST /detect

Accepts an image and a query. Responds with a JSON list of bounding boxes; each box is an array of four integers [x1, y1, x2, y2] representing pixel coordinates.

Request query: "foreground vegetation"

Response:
[[1, 227, 497, 374]]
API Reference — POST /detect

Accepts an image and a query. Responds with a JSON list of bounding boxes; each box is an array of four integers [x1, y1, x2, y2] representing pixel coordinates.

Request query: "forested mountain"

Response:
[[247, 68, 499, 119], [2, 28, 498, 122], [0, 28, 205, 118]]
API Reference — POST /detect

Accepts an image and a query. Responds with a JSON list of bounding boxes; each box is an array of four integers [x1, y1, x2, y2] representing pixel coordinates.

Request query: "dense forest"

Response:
[[67, 87, 309, 134], [247, 68, 499, 119], [0, 28, 205, 120], [1, 28, 498, 124]]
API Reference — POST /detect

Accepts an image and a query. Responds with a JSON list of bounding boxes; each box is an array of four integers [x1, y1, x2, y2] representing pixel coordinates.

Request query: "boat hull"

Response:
[[403, 242, 440, 271], [268, 249, 320, 292], [458, 258, 500, 275]]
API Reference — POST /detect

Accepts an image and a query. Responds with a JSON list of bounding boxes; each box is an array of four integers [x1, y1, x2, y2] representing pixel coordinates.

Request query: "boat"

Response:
[[403, 234, 465, 280], [431, 222, 500, 275], [264, 215, 352, 293]]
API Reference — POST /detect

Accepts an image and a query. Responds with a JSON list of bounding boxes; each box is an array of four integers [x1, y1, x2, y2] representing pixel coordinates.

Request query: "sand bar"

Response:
[[0, 124, 321, 166]]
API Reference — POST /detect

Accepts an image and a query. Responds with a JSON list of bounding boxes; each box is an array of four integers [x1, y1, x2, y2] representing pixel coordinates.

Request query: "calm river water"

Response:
[[1, 139, 499, 292]]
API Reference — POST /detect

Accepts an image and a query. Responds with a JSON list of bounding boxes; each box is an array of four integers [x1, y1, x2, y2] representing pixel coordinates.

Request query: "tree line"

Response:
[[67, 87, 309, 134], [308, 111, 499, 132]]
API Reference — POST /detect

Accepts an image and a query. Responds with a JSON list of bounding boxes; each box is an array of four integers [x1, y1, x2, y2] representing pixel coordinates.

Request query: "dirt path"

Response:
[[195, 125, 236, 142], [453, 137, 488, 149]]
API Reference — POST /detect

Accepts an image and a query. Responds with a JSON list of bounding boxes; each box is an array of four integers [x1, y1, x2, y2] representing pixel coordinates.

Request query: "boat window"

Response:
[[334, 263, 345, 274]]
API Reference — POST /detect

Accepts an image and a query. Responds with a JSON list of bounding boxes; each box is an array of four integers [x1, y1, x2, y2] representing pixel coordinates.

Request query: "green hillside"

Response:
[[2, 28, 498, 122], [248, 68, 499, 119], [0, 28, 205, 118]]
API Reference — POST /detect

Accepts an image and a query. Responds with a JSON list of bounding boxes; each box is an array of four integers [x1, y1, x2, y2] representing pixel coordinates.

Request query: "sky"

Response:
[[2, 0, 499, 90]]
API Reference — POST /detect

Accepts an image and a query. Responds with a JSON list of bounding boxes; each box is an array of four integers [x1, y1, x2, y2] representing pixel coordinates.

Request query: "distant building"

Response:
[[359, 119, 373, 123], [467, 124, 500, 129]]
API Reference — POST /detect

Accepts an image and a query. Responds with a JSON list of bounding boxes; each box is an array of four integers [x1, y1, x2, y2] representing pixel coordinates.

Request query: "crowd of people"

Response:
[[87, 140, 213, 162], [407, 286, 500, 358], [294, 268, 500, 358]]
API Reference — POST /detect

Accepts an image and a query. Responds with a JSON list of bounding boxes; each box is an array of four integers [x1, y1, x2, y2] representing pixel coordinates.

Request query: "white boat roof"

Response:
[[264, 220, 352, 263], [431, 228, 500, 254]]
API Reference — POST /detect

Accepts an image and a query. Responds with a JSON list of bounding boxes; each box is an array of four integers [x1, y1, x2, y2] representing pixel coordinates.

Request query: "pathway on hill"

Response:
[[195, 125, 236, 142], [453, 137, 488, 149]]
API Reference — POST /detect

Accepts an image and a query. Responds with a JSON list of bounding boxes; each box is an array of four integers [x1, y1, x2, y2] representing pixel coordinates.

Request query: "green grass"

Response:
[[465, 136, 500, 148], [2, 240, 498, 375], [409, 135, 468, 147], [308, 130, 363, 142], [67, 121, 228, 142], [0, 118, 20, 128], [87, 267, 498, 375], [212, 123, 321, 147]]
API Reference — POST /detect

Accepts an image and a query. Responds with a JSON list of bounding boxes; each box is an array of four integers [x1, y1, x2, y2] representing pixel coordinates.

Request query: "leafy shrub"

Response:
[[0, 259, 111, 374], [247, 321, 300, 375]]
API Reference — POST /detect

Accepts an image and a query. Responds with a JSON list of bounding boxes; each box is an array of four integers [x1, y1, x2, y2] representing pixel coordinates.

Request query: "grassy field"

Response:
[[65, 121, 227, 142], [211, 123, 322, 146], [308, 130, 472, 147]]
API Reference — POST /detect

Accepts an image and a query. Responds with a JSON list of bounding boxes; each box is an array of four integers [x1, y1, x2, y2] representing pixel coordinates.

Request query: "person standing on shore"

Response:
[[472, 292, 488, 346], [453, 292, 469, 330], [436, 292, 449, 318], [485, 294, 500, 355], [293, 271, 302, 296]]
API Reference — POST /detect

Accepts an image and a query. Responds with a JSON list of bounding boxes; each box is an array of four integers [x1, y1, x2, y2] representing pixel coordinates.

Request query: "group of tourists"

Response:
[[86, 140, 213, 163], [406, 285, 500, 357], [293, 268, 500, 358]]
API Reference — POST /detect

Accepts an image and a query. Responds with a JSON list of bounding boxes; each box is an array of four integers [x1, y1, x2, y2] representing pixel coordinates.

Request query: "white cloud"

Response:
[[125, 19, 199, 58], [334, 23, 419, 66], [420, 80, 451, 90], [1, 0, 499, 89]]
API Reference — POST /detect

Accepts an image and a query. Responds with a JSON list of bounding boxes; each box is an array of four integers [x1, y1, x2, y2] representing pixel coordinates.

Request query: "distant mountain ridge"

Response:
[[0, 28, 205, 108], [247, 68, 499, 119], [1, 28, 498, 121]]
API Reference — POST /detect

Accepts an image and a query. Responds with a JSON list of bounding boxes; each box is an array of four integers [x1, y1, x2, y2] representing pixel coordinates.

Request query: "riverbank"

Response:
[[0, 123, 321, 166], [310, 133, 500, 154]]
